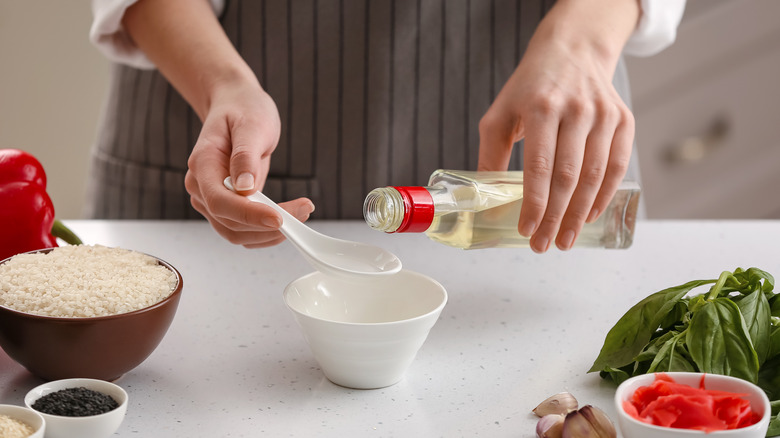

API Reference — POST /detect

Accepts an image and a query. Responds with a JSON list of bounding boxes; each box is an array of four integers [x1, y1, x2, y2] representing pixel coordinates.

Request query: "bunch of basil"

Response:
[[589, 267, 780, 436]]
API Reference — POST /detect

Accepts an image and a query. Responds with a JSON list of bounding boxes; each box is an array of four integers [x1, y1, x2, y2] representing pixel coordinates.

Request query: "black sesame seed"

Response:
[[31, 387, 119, 417]]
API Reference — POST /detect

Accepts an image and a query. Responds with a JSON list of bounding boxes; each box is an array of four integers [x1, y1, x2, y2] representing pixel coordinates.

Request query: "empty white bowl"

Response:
[[284, 269, 447, 389], [615, 372, 770, 438], [25, 378, 128, 438], [0, 404, 45, 438]]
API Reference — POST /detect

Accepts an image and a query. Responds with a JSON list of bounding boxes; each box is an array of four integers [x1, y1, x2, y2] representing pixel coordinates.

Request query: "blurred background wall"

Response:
[[627, 0, 780, 219], [0, 1, 109, 219], [1, 0, 778, 220]]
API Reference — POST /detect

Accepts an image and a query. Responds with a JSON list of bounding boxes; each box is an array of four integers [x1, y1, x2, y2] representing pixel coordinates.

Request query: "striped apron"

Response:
[[85, 0, 639, 220]]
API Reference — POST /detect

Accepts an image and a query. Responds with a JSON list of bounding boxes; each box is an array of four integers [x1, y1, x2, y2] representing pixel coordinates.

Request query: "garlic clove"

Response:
[[578, 405, 616, 438], [533, 392, 579, 417], [536, 414, 565, 438], [561, 405, 616, 438]]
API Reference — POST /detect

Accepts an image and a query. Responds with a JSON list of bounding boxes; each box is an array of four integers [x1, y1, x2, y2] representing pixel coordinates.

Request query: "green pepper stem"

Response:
[[51, 219, 83, 245]]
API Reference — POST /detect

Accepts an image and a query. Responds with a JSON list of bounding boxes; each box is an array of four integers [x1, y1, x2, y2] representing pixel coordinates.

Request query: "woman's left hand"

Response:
[[477, 0, 640, 253]]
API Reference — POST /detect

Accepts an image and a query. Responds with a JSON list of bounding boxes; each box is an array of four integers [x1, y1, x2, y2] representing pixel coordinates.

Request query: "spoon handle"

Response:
[[222, 177, 313, 241]]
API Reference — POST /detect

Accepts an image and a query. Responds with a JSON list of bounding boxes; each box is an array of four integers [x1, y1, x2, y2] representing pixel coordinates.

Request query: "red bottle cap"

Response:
[[393, 186, 434, 233]]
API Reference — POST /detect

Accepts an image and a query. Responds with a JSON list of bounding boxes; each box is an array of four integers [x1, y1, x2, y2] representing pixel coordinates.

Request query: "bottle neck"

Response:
[[363, 186, 435, 233]]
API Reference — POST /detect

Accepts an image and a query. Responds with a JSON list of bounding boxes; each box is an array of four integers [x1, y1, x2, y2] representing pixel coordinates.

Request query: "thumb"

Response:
[[229, 118, 278, 195], [477, 106, 524, 171]]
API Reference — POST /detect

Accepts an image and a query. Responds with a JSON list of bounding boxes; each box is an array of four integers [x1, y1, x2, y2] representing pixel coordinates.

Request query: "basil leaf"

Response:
[[589, 279, 714, 373], [768, 413, 780, 438], [759, 355, 780, 401], [747, 267, 775, 293], [771, 295, 780, 318], [600, 366, 631, 385], [659, 301, 688, 330], [634, 331, 676, 363], [769, 325, 780, 359], [737, 289, 772, 364], [647, 333, 696, 373], [687, 298, 759, 383], [728, 267, 775, 296]]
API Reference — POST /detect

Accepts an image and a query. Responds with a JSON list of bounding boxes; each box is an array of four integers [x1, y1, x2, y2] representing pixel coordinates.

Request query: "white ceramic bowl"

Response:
[[284, 269, 448, 389], [24, 378, 128, 438], [615, 372, 770, 438], [0, 404, 45, 438]]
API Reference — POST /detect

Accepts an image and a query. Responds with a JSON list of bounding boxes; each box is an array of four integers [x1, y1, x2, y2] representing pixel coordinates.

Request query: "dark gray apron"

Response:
[[85, 0, 638, 220]]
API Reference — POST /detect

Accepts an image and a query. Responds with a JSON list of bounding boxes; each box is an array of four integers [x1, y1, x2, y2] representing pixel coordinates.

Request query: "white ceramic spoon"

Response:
[[224, 177, 402, 278]]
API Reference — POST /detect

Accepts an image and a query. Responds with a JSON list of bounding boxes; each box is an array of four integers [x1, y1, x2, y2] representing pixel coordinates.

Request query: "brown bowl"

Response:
[[0, 248, 183, 381]]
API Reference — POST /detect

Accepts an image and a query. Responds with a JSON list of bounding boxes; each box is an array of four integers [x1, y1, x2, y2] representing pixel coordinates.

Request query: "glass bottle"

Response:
[[363, 170, 640, 250]]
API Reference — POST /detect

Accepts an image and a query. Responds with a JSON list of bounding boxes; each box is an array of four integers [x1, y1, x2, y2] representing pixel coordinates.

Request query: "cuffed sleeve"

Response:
[[624, 0, 686, 57], [89, 0, 226, 69]]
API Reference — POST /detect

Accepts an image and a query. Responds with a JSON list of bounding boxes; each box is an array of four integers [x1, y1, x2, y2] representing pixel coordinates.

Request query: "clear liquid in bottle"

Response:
[[364, 170, 640, 250]]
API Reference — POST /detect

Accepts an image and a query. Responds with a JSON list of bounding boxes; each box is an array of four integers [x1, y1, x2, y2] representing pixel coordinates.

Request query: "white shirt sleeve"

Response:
[[624, 0, 687, 57], [92, 0, 682, 68], [89, 0, 226, 70]]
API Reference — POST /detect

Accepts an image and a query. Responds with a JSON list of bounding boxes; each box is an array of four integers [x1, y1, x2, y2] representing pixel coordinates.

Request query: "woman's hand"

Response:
[[477, 0, 640, 253], [124, 0, 313, 248], [184, 79, 315, 249]]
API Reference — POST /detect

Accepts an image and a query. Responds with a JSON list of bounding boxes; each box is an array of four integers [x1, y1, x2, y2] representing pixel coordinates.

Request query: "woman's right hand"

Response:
[[124, 0, 313, 249], [184, 78, 315, 249]]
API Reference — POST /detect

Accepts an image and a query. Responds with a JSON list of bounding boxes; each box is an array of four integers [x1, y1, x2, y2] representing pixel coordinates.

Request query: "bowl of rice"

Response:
[[0, 404, 45, 438], [0, 245, 183, 381]]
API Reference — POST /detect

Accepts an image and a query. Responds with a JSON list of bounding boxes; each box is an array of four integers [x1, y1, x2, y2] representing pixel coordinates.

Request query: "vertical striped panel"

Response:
[[363, 0, 392, 193], [240, 0, 265, 84], [145, 75, 167, 170], [389, 0, 418, 186], [441, 0, 468, 170], [338, 0, 367, 218], [493, 0, 517, 102], [415, 0, 443, 183], [289, 0, 315, 178], [265, 0, 291, 179], [519, 1, 543, 51], [493, 0, 519, 170], [165, 92, 192, 176], [466, 0, 492, 170], [125, 72, 153, 165], [313, 0, 341, 218]]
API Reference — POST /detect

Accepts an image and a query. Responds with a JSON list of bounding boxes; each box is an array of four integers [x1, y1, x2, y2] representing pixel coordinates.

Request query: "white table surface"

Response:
[[1, 219, 778, 437]]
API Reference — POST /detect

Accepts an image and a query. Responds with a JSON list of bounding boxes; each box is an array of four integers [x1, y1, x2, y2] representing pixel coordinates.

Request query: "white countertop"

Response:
[[1, 220, 778, 437]]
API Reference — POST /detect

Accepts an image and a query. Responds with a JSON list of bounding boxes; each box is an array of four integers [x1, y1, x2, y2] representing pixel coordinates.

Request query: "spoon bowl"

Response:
[[224, 177, 402, 278]]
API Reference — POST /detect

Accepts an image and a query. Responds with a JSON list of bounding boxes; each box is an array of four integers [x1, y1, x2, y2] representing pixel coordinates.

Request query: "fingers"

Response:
[[190, 176, 315, 248], [516, 106, 559, 244], [587, 108, 634, 223], [186, 116, 315, 250], [184, 87, 305, 249], [525, 106, 590, 253], [477, 106, 523, 171], [229, 115, 271, 193], [519, 97, 633, 253], [229, 95, 280, 194], [554, 113, 613, 250]]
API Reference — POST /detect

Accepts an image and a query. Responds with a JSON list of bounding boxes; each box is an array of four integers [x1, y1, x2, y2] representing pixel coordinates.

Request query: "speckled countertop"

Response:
[[1, 220, 778, 437]]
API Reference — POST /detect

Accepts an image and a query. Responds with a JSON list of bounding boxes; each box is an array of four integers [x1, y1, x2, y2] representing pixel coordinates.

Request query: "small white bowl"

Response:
[[0, 404, 45, 438], [284, 269, 447, 389], [24, 378, 128, 438], [615, 372, 770, 438]]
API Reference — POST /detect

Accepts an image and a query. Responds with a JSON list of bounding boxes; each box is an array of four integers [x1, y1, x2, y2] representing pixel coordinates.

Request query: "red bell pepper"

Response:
[[0, 148, 81, 261]]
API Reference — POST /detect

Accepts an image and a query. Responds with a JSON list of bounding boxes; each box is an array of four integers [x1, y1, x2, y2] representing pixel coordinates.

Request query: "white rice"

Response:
[[0, 414, 34, 438], [0, 245, 178, 318]]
